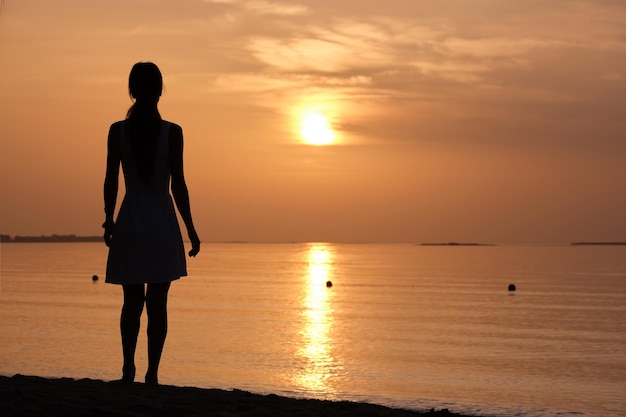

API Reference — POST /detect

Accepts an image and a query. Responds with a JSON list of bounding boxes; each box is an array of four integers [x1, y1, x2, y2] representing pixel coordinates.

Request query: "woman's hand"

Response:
[[188, 229, 200, 257], [102, 221, 115, 247]]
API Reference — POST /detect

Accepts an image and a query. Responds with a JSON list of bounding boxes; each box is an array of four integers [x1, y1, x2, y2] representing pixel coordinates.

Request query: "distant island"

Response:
[[0, 234, 102, 243], [570, 242, 626, 246], [420, 242, 496, 246]]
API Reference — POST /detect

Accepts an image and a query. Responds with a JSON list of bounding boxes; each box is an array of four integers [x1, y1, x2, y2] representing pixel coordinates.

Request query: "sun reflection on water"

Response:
[[293, 243, 339, 395]]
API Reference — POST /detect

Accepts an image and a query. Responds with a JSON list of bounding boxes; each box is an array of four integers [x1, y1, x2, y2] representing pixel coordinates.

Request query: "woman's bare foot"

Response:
[[145, 371, 158, 386], [122, 365, 136, 383]]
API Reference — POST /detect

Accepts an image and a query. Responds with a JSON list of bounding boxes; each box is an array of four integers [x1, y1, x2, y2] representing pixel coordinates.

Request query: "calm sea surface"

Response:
[[0, 243, 624, 417]]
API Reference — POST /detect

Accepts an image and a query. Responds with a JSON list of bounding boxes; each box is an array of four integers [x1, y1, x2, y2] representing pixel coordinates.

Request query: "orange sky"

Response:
[[0, 0, 625, 243]]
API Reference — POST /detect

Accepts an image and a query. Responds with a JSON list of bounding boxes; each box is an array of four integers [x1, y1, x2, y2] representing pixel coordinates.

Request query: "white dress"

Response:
[[105, 120, 187, 284]]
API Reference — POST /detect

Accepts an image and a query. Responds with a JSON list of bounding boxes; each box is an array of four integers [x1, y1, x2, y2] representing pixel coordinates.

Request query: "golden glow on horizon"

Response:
[[300, 112, 335, 145], [293, 243, 338, 394]]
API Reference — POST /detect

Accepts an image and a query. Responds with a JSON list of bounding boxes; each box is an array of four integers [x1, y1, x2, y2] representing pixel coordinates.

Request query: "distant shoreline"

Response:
[[570, 242, 626, 246], [0, 234, 101, 243]]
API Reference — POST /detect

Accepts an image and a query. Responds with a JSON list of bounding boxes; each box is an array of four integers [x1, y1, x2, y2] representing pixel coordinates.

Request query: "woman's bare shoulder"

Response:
[[164, 120, 183, 134], [108, 121, 124, 138]]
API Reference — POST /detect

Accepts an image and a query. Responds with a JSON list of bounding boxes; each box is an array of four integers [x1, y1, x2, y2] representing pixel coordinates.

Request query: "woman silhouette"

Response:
[[103, 62, 200, 385]]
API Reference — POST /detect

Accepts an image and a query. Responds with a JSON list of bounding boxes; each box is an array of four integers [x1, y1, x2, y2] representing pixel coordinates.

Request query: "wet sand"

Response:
[[0, 374, 472, 417]]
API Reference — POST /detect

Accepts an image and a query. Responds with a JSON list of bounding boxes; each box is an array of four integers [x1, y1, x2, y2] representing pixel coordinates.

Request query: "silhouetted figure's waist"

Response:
[[123, 190, 172, 200]]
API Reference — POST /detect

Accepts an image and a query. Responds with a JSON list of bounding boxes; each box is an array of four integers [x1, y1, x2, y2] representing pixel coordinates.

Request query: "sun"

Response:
[[300, 113, 334, 145]]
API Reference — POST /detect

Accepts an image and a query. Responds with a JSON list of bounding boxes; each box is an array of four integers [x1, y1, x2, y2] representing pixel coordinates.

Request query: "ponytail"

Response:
[[125, 62, 164, 184]]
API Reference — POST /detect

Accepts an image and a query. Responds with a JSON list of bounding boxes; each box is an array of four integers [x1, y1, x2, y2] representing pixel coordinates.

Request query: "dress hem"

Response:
[[105, 274, 186, 285]]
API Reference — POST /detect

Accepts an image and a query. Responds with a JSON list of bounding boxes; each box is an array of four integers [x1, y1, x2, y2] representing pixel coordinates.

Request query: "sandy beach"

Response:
[[0, 374, 471, 417]]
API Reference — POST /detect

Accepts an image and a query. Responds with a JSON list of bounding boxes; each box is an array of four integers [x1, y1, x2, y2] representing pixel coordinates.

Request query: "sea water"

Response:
[[0, 242, 624, 417]]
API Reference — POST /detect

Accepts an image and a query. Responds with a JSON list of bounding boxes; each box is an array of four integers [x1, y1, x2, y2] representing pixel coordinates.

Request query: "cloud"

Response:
[[245, 19, 544, 88], [213, 72, 371, 93], [246, 19, 426, 73], [204, 0, 308, 15], [248, 36, 389, 72], [413, 61, 490, 83], [439, 37, 554, 58]]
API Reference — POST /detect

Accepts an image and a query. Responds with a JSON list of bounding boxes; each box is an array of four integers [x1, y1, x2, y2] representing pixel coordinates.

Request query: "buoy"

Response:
[[326, 281, 333, 288], [508, 283, 516, 291], [92, 275, 99, 282]]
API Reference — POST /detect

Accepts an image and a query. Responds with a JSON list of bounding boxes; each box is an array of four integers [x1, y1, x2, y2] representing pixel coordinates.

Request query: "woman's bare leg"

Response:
[[145, 282, 171, 385], [121, 284, 145, 383]]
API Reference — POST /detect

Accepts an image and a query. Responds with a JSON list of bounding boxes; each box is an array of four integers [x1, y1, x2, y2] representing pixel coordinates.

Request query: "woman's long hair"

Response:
[[126, 62, 163, 185]]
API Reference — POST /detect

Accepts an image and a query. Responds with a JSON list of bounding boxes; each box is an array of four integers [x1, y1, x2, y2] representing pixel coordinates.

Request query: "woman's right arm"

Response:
[[103, 122, 121, 247]]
